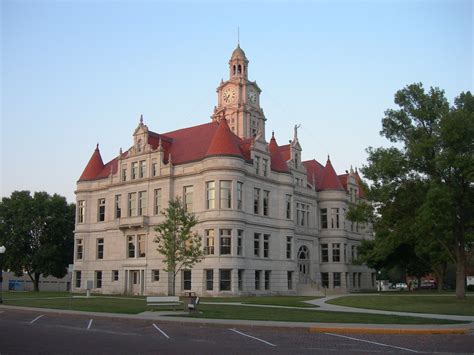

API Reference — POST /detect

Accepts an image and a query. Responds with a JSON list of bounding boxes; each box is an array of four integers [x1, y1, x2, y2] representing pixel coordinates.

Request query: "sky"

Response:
[[1, 0, 472, 203]]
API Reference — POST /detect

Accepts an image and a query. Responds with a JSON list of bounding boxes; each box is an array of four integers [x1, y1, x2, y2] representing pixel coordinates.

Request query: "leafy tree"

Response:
[[0, 191, 75, 291], [361, 84, 473, 299], [154, 198, 203, 296]]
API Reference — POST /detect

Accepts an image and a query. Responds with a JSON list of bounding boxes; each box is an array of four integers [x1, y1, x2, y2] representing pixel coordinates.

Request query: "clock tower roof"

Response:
[[231, 44, 247, 61]]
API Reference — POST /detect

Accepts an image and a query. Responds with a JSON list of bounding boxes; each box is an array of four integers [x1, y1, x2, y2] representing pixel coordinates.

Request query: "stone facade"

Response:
[[73, 45, 375, 296]]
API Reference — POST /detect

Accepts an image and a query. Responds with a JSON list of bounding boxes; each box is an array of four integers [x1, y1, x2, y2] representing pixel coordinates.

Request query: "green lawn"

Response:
[[328, 295, 474, 316], [184, 304, 463, 324], [201, 296, 318, 308]]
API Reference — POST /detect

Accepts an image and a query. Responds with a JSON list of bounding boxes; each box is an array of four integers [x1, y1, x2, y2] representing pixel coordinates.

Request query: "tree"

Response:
[[154, 197, 203, 296], [361, 84, 474, 299], [0, 191, 75, 291]]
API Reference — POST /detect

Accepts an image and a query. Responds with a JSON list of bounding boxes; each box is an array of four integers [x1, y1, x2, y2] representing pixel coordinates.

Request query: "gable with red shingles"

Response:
[[302, 159, 325, 190]]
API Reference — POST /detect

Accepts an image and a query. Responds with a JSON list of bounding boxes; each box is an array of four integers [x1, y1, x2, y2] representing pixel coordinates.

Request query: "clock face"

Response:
[[247, 89, 257, 105], [223, 87, 236, 104]]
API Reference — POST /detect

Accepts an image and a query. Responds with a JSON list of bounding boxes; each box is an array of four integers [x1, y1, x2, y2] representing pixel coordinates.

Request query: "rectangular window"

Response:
[[128, 192, 137, 217], [332, 243, 341, 262], [95, 271, 102, 289], [219, 229, 232, 255], [138, 191, 147, 216], [138, 234, 146, 257], [152, 269, 160, 282], [205, 269, 213, 291], [286, 194, 292, 219], [262, 158, 268, 177], [238, 269, 244, 291], [76, 239, 83, 260], [321, 208, 328, 229], [253, 188, 260, 214], [154, 189, 161, 215], [321, 272, 329, 288], [351, 245, 356, 261], [287, 271, 293, 290], [264, 270, 271, 290], [263, 234, 270, 258], [97, 198, 106, 222], [331, 208, 340, 228], [358, 273, 362, 288], [122, 165, 127, 182], [77, 200, 85, 223], [254, 233, 260, 257], [353, 273, 357, 288], [152, 162, 157, 177], [115, 195, 121, 219], [183, 270, 192, 290], [96, 238, 104, 259], [255, 270, 261, 290], [220, 269, 231, 291], [112, 270, 119, 281], [204, 230, 215, 255], [321, 244, 329, 262], [75, 271, 81, 288], [237, 230, 243, 256], [183, 185, 193, 212], [220, 181, 232, 209], [263, 190, 269, 216], [128, 235, 135, 258], [344, 243, 347, 263], [255, 156, 260, 174], [237, 182, 243, 210], [297, 202, 310, 227], [206, 181, 215, 209], [131, 162, 138, 179], [286, 237, 292, 259], [139, 160, 146, 178], [333, 272, 341, 287]]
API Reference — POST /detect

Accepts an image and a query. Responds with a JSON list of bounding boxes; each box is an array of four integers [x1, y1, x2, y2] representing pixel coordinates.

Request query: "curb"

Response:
[[309, 327, 469, 335]]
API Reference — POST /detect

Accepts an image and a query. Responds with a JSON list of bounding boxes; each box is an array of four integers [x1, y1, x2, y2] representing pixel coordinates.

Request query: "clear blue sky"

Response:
[[2, 0, 472, 203]]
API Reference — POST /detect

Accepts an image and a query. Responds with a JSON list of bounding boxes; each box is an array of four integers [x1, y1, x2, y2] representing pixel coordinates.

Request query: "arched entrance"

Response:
[[297, 245, 310, 284]]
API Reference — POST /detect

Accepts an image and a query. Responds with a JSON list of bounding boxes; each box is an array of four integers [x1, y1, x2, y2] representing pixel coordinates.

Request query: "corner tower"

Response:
[[212, 45, 266, 140]]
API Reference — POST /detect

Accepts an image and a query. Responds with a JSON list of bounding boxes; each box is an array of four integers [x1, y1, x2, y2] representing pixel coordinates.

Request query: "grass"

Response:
[[183, 304, 463, 324], [328, 295, 474, 316], [200, 296, 318, 308]]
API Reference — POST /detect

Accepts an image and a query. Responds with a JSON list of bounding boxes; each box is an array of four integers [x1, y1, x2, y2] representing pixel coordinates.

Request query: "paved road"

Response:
[[1, 309, 473, 354]]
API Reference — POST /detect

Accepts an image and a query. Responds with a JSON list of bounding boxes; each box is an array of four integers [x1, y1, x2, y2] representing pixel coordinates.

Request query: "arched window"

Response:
[[298, 245, 309, 260], [237, 65, 242, 74], [233, 65, 236, 75]]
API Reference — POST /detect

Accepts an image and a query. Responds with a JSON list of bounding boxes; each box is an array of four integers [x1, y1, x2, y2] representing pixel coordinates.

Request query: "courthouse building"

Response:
[[73, 45, 375, 296]]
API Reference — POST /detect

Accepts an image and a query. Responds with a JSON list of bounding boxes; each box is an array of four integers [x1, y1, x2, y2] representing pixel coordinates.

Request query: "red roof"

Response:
[[302, 159, 325, 190], [279, 144, 291, 161], [319, 157, 344, 191], [268, 133, 290, 173], [206, 119, 243, 158], [338, 173, 348, 191], [79, 145, 105, 181]]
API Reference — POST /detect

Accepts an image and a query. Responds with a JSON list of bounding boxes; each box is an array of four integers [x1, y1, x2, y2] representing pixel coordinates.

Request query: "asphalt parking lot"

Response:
[[0, 309, 473, 354]]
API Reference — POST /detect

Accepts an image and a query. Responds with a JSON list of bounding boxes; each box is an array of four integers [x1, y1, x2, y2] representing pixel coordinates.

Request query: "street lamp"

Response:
[[0, 245, 5, 304]]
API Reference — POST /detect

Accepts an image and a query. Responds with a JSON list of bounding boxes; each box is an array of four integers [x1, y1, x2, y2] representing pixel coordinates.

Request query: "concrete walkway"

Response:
[[304, 294, 474, 322]]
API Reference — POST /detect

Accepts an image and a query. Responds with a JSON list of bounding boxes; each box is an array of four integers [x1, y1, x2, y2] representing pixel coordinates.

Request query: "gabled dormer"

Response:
[[131, 115, 151, 156]]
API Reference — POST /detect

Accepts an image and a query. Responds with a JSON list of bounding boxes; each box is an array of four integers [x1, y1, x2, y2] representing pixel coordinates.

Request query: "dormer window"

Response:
[[294, 153, 298, 168], [137, 139, 143, 152]]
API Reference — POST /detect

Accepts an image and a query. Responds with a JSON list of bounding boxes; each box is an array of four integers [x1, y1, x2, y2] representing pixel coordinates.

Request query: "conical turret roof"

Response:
[[318, 156, 344, 191], [268, 132, 289, 173], [79, 144, 105, 181], [205, 118, 243, 158]]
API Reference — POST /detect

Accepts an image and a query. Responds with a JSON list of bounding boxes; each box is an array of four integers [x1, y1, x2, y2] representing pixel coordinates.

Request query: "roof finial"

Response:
[[294, 124, 301, 140], [119, 147, 123, 156], [96, 143, 99, 150], [272, 130, 275, 138], [327, 154, 330, 161], [158, 138, 164, 152], [140, 114, 143, 125], [237, 26, 240, 47]]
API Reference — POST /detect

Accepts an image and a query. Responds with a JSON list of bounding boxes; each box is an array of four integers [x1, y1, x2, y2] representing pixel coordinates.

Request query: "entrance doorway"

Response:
[[128, 270, 142, 295], [297, 246, 310, 284]]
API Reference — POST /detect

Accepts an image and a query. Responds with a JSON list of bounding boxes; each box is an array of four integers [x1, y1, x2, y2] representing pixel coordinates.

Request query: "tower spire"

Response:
[[237, 26, 240, 46]]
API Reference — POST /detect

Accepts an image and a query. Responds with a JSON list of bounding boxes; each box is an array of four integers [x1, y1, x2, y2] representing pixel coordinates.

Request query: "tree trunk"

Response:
[[34, 272, 40, 292], [455, 256, 466, 299]]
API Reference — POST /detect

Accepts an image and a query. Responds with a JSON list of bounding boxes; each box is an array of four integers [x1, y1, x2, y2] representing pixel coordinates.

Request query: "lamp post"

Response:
[[0, 245, 5, 304]]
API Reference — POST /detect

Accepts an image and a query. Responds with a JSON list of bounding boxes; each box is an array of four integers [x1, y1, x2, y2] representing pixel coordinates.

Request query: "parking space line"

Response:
[[325, 332, 419, 353], [87, 319, 93, 330], [30, 315, 45, 324], [229, 328, 276, 347], [152, 323, 170, 339]]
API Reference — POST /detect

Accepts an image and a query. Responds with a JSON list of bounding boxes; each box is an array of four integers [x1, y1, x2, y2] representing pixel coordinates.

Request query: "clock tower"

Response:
[[211, 45, 266, 140]]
